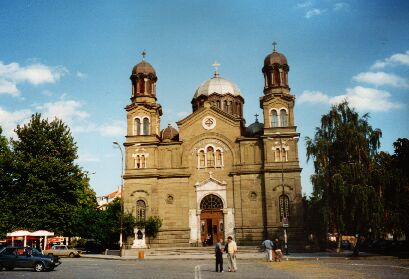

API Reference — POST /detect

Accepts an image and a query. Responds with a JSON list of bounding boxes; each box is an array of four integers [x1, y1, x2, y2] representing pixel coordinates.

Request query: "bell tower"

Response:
[[125, 51, 162, 139]]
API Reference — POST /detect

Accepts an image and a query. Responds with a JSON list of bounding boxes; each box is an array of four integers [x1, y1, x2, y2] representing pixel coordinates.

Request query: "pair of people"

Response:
[[215, 236, 238, 272], [262, 238, 283, 262]]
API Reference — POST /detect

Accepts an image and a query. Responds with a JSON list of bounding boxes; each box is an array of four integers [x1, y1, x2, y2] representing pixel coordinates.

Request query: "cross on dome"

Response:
[[254, 113, 259, 122], [212, 61, 220, 78], [272, 41, 277, 52], [141, 50, 146, 60]]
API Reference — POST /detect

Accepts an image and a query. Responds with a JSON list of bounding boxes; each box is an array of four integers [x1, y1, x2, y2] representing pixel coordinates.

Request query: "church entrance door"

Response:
[[199, 194, 224, 246]]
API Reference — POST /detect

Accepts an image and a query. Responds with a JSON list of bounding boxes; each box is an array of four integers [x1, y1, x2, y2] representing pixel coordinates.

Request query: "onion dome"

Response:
[[132, 60, 156, 75], [262, 42, 290, 92], [246, 115, 264, 137], [161, 124, 179, 141], [264, 41, 288, 67]]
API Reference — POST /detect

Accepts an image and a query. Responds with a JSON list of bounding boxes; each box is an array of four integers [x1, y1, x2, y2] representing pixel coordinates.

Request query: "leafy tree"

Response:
[[0, 114, 97, 236], [0, 127, 13, 238], [144, 216, 162, 248], [305, 101, 383, 252]]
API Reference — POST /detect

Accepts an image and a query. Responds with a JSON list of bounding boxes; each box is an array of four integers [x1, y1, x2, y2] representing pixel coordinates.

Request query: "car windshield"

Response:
[[31, 248, 42, 256]]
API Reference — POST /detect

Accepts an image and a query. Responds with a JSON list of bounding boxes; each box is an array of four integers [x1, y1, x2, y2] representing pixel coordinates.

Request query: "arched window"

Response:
[[199, 150, 205, 168], [216, 150, 222, 167], [140, 155, 146, 168], [200, 194, 223, 210], [271, 110, 278, 128], [224, 100, 228, 112], [143, 117, 150, 135], [207, 146, 215, 167], [274, 69, 280, 85], [280, 109, 287, 127], [139, 79, 145, 94], [135, 155, 141, 168], [216, 100, 221, 109], [134, 118, 141, 135], [136, 200, 146, 221], [282, 148, 288, 162], [229, 101, 233, 114], [279, 195, 290, 221], [274, 148, 280, 162]]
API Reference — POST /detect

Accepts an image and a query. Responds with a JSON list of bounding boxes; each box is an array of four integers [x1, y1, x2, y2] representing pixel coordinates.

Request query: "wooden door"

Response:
[[200, 210, 223, 246]]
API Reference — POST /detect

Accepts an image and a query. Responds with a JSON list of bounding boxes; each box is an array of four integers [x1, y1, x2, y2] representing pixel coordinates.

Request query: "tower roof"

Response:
[[131, 50, 156, 75], [264, 41, 288, 67]]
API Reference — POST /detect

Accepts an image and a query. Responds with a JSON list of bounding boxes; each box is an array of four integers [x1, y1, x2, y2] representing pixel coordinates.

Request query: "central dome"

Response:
[[193, 76, 241, 99]]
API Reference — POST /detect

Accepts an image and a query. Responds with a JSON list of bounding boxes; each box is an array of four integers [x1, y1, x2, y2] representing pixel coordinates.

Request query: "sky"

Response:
[[0, 0, 408, 197]]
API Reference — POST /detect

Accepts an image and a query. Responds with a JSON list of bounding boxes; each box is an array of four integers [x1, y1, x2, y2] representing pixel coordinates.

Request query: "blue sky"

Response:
[[0, 0, 408, 196]]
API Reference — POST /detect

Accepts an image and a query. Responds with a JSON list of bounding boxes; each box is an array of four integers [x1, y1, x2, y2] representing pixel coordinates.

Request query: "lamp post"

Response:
[[113, 141, 124, 257], [271, 133, 299, 256], [113, 142, 141, 257]]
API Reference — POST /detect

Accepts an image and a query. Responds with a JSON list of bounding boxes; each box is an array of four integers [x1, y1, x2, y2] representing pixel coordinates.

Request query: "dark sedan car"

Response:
[[0, 246, 61, 272]]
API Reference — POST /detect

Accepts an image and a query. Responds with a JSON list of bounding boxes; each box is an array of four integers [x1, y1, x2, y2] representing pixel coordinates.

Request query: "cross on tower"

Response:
[[212, 61, 220, 77], [141, 50, 146, 60], [272, 41, 277, 52]]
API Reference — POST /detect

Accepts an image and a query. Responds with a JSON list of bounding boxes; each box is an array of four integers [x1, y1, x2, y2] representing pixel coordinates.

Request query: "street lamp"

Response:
[[270, 132, 299, 255], [113, 141, 141, 257]]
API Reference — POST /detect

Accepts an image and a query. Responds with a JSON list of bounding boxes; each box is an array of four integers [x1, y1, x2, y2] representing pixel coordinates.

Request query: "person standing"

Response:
[[226, 236, 238, 272], [273, 238, 283, 262], [215, 238, 224, 272], [262, 239, 274, 262]]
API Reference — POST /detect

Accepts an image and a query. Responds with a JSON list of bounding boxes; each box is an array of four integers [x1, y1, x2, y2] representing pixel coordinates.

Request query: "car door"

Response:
[[0, 248, 18, 268]]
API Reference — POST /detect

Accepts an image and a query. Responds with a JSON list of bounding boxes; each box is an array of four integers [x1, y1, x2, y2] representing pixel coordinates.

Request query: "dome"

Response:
[[246, 118, 264, 136], [132, 60, 156, 75], [161, 124, 179, 141], [193, 76, 241, 99], [264, 51, 288, 67]]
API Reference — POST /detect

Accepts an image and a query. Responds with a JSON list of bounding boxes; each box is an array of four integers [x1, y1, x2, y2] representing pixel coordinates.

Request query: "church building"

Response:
[[122, 44, 304, 247]]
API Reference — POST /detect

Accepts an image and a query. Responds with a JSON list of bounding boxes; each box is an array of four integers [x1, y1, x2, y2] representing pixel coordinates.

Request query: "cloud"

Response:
[[352, 71, 409, 88], [333, 2, 349, 11], [298, 90, 330, 104], [176, 111, 189, 117], [0, 60, 67, 96], [34, 98, 89, 125], [371, 50, 409, 69], [298, 86, 403, 112], [98, 121, 126, 137], [77, 152, 100, 163], [0, 106, 32, 138], [76, 71, 87, 79], [297, 1, 312, 8], [305, 8, 325, 18]]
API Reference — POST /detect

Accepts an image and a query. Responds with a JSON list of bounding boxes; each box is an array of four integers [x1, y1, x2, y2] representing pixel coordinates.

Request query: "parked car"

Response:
[[0, 246, 61, 272], [341, 240, 352, 250], [43, 245, 82, 258]]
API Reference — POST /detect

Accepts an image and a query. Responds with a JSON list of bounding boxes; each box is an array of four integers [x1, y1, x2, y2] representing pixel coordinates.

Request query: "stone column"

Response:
[[223, 208, 235, 240], [189, 209, 199, 245]]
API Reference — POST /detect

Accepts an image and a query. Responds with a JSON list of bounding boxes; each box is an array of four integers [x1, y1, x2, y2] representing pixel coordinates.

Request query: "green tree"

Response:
[[144, 216, 162, 248], [0, 127, 13, 238], [1, 114, 97, 236], [305, 101, 383, 252]]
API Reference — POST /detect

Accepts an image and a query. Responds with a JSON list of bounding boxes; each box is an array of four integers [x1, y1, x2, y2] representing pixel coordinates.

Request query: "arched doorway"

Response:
[[200, 194, 224, 246]]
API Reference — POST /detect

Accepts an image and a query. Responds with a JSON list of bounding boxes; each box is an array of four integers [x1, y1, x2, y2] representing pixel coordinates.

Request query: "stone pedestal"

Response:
[[132, 228, 147, 248]]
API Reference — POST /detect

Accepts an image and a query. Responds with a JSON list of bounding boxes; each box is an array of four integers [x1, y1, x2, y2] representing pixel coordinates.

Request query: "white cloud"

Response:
[[297, 1, 312, 8], [176, 111, 188, 117], [0, 106, 32, 138], [333, 2, 349, 11], [0, 60, 67, 96], [98, 121, 126, 137], [298, 90, 330, 104], [77, 152, 100, 163], [298, 86, 403, 112], [34, 98, 89, 125], [305, 8, 325, 18], [352, 71, 409, 88], [371, 50, 409, 69], [76, 71, 87, 79]]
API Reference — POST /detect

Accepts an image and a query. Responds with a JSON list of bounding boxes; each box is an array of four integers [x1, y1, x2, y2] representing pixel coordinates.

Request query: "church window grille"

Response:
[[207, 146, 215, 167], [199, 150, 205, 168], [143, 117, 150, 135], [134, 118, 141, 135], [216, 149, 222, 167], [271, 110, 278, 128], [280, 109, 287, 127], [136, 200, 146, 221], [200, 194, 223, 210]]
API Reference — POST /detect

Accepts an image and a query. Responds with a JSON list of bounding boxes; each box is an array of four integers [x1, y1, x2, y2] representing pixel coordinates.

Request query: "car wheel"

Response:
[[34, 262, 45, 272], [5, 267, 14, 271], [69, 252, 75, 258]]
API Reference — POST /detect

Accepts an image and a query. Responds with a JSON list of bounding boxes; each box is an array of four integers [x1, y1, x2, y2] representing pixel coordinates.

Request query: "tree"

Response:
[[0, 114, 97, 236], [0, 127, 13, 238], [305, 101, 383, 252], [144, 216, 162, 248]]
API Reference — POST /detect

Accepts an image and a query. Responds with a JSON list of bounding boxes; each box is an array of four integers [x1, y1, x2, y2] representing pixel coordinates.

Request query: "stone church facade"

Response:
[[123, 45, 304, 247]]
